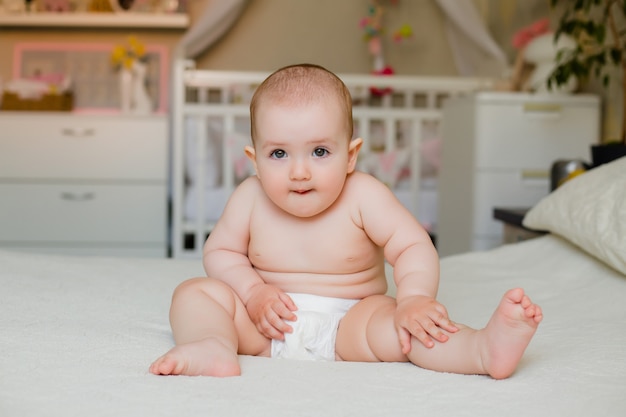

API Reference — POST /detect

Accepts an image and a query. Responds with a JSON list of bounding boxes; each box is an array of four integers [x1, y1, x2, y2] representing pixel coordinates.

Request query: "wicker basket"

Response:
[[1, 91, 74, 112]]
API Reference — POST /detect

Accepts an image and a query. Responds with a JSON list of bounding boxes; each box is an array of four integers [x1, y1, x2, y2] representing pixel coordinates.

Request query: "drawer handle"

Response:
[[521, 169, 549, 179], [61, 127, 96, 138], [60, 192, 95, 201], [523, 103, 562, 113], [522, 103, 562, 120]]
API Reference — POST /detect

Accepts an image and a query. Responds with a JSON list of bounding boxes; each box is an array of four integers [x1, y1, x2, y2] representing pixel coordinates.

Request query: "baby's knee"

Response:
[[172, 277, 231, 300]]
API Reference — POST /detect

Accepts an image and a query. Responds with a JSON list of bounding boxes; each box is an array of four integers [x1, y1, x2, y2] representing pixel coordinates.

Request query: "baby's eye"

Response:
[[313, 147, 329, 158], [270, 149, 287, 159]]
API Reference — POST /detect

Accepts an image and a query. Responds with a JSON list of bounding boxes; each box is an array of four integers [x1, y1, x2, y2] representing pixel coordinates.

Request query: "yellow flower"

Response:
[[110, 36, 147, 70], [110, 45, 126, 66], [127, 36, 146, 59], [123, 56, 134, 70]]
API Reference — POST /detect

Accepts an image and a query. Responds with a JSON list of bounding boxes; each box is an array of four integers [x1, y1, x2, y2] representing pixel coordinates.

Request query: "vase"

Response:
[[130, 61, 153, 115], [119, 67, 133, 114]]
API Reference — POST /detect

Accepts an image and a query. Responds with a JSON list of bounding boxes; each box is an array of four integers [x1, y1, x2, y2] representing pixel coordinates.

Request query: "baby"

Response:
[[150, 64, 542, 379]]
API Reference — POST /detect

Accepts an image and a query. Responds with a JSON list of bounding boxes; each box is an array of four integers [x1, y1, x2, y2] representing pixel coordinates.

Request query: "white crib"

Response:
[[171, 59, 494, 258]]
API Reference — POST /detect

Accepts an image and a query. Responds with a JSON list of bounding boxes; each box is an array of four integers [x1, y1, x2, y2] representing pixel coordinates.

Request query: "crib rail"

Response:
[[171, 60, 494, 258]]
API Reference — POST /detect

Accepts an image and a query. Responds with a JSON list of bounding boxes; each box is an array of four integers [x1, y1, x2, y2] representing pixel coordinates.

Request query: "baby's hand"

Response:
[[245, 284, 298, 341], [394, 295, 458, 353]]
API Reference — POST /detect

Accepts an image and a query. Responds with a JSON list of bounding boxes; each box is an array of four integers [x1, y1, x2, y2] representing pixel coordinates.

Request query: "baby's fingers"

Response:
[[275, 296, 298, 322], [431, 306, 459, 333], [405, 321, 436, 348], [257, 317, 282, 340], [278, 292, 298, 313], [397, 327, 412, 355], [437, 317, 459, 333], [259, 309, 292, 340]]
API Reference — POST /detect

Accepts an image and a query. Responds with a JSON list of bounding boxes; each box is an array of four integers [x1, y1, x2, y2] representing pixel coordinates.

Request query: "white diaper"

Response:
[[271, 293, 359, 361]]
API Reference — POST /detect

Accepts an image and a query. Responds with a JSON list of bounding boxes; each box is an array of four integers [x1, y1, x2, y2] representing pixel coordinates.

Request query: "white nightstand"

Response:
[[437, 92, 600, 256], [0, 113, 168, 257]]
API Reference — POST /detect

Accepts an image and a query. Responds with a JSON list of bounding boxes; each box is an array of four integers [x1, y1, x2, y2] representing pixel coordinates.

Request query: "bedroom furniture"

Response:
[[171, 60, 495, 258], [493, 207, 545, 244], [437, 92, 600, 256], [0, 113, 168, 257], [2, 156, 625, 416]]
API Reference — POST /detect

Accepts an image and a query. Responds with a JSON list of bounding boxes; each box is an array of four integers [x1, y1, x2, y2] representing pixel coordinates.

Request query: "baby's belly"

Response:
[[255, 265, 388, 299]]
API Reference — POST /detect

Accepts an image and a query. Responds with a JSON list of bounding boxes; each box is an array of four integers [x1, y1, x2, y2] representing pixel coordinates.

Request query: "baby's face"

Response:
[[247, 99, 359, 218]]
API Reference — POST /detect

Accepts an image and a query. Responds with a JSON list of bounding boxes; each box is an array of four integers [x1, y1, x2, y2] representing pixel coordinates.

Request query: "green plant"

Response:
[[548, 0, 626, 145]]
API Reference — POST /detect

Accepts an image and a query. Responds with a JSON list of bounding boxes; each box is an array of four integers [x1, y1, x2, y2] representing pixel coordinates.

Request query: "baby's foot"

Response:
[[149, 337, 241, 377], [481, 288, 543, 379]]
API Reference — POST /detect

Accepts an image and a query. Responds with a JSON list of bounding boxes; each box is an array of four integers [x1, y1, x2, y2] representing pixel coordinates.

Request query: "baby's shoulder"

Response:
[[223, 176, 263, 213], [345, 171, 395, 197], [233, 176, 263, 197]]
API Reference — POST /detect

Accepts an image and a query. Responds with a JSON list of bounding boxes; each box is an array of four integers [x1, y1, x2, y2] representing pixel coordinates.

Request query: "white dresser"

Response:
[[437, 92, 600, 257], [0, 113, 168, 257]]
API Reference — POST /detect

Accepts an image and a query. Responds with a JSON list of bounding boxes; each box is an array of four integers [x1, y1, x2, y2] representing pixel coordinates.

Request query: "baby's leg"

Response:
[[149, 277, 269, 377], [336, 288, 542, 379]]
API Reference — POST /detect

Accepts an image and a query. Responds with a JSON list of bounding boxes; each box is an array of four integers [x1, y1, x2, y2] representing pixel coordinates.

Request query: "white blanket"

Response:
[[1, 235, 625, 417]]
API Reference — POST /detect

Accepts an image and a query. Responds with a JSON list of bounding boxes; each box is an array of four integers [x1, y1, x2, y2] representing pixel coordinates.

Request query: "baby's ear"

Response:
[[244, 145, 259, 177], [347, 138, 363, 173]]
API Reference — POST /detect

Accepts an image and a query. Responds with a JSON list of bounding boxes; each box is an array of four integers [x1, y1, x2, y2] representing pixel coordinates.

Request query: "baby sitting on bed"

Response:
[[150, 64, 542, 379]]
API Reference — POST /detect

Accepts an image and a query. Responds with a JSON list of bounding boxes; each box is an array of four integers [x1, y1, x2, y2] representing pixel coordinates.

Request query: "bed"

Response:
[[171, 60, 495, 258], [2, 157, 625, 417]]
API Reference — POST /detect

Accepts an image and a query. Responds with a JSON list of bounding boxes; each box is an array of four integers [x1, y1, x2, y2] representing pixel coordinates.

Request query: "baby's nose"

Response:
[[289, 159, 311, 180]]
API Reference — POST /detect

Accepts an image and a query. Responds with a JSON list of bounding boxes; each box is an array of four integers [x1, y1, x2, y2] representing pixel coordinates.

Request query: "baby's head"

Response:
[[250, 64, 353, 144], [245, 64, 362, 218]]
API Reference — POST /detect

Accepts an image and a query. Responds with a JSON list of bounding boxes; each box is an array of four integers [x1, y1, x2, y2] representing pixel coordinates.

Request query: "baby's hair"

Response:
[[250, 63, 354, 143]]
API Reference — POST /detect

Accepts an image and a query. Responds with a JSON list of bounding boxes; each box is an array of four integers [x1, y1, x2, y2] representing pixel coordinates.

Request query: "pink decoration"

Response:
[[512, 18, 551, 50]]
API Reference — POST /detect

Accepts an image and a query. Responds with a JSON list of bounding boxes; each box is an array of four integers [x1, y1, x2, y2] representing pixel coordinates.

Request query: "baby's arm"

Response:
[[203, 178, 297, 340], [355, 174, 457, 351]]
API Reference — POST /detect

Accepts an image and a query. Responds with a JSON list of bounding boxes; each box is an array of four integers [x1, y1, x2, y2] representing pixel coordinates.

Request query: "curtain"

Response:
[[435, 0, 507, 76], [177, 0, 250, 59]]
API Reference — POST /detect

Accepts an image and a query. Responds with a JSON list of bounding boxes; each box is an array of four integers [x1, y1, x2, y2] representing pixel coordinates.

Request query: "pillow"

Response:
[[523, 156, 626, 275]]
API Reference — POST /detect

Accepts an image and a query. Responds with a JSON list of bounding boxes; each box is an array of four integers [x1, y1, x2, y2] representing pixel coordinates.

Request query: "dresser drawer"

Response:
[[0, 114, 167, 181], [474, 98, 599, 170], [0, 183, 166, 243]]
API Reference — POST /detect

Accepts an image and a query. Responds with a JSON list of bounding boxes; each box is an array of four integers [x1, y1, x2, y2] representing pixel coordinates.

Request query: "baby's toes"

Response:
[[523, 304, 536, 318], [520, 294, 532, 308]]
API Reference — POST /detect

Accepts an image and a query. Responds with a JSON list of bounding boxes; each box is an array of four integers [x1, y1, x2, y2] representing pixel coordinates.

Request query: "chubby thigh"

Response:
[[197, 278, 272, 357], [335, 294, 408, 362]]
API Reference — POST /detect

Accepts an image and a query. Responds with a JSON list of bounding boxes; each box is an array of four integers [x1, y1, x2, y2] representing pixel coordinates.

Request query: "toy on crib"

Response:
[[370, 66, 394, 96]]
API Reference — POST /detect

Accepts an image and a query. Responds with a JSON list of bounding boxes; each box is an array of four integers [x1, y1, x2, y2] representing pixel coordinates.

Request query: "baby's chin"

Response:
[[277, 197, 332, 218], [282, 206, 326, 218]]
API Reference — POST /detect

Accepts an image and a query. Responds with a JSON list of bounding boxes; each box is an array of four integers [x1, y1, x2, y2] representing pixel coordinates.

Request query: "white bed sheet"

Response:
[[1, 235, 625, 417]]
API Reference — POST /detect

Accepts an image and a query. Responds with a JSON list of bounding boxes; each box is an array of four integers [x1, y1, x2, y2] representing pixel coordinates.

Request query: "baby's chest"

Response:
[[248, 214, 378, 272]]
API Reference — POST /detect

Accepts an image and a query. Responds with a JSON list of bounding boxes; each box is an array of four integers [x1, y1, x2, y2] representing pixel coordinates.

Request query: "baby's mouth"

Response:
[[293, 189, 311, 195]]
